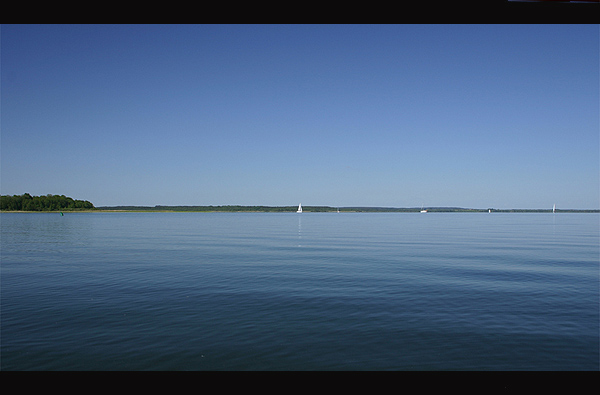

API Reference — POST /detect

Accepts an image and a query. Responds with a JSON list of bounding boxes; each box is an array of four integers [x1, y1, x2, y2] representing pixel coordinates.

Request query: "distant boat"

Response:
[[553, 204, 556, 213], [297, 204, 302, 213], [420, 205, 427, 213]]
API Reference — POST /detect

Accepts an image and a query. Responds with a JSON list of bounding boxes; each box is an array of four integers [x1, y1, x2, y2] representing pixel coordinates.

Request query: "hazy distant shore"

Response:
[[95, 206, 600, 213], [3, 207, 598, 213]]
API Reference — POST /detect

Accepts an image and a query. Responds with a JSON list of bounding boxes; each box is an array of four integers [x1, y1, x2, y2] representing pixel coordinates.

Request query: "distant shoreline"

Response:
[[97, 206, 600, 213], [4, 207, 598, 213], [3, 195, 598, 213]]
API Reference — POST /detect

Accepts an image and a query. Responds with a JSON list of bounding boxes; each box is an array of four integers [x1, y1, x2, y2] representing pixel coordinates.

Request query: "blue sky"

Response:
[[2, 24, 598, 209]]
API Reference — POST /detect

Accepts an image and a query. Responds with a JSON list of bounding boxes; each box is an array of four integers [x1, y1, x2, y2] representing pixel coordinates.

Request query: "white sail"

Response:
[[297, 203, 302, 213], [553, 204, 556, 213]]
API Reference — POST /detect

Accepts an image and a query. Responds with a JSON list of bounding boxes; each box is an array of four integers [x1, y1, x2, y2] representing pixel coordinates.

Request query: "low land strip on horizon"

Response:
[[94, 205, 600, 213], [3, 195, 598, 213]]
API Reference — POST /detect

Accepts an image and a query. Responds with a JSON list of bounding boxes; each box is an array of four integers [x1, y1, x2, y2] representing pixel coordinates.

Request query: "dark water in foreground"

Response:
[[1, 212, 598, 370]]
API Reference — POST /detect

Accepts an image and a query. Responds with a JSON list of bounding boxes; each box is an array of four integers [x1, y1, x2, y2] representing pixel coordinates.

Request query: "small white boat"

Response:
[[297, 203, 302, 213]]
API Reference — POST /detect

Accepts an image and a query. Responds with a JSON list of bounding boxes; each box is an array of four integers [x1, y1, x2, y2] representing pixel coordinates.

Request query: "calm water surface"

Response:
[[1, 212, 598, 370]]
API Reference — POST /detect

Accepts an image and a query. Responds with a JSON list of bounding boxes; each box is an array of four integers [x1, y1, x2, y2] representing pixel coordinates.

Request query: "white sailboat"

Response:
[[297, 203, 302, 213], [420, 205, 427, 213], [553, 204, 556, 214]]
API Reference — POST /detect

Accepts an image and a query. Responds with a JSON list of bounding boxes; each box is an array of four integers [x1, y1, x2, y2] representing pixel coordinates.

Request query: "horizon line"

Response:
[[95, 204, 600, 211]]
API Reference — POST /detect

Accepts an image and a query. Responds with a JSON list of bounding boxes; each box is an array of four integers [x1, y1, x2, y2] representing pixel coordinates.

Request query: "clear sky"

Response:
[[1, 24, 598, 209]]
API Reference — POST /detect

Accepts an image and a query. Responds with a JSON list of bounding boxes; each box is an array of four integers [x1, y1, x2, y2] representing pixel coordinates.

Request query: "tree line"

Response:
[[1, 193, 95, 211], [98, 205, 333, 212]]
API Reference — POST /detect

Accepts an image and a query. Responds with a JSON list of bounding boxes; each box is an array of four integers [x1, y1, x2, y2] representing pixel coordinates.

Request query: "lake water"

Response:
[[1, 212, 598, 371]]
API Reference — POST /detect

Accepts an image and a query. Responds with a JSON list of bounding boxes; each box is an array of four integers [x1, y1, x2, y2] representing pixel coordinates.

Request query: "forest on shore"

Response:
[[0, 194, 95, 211]]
